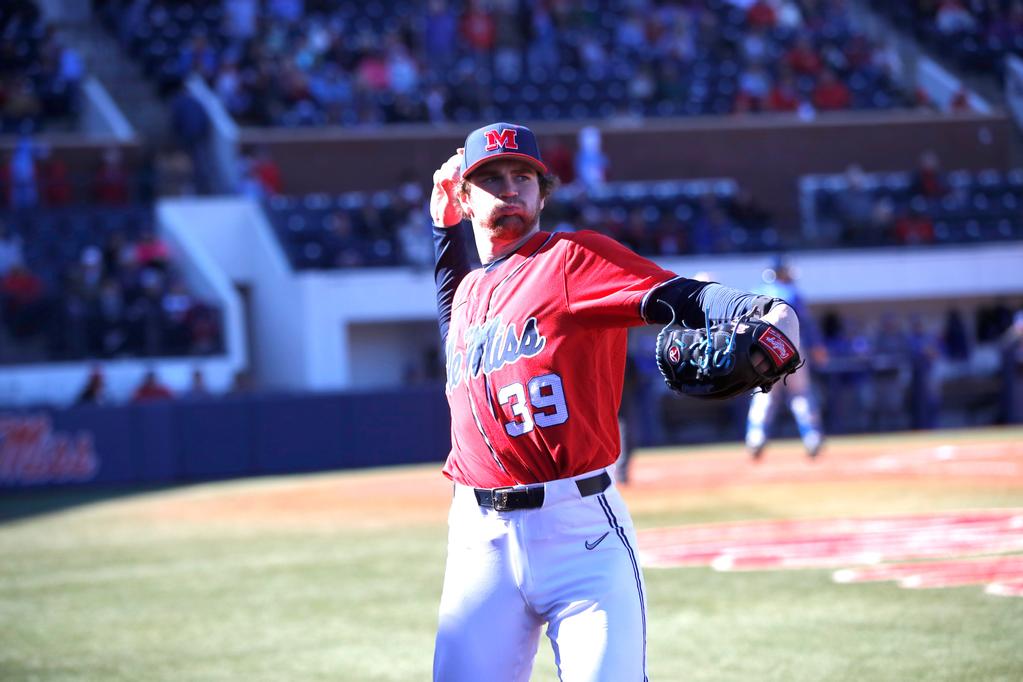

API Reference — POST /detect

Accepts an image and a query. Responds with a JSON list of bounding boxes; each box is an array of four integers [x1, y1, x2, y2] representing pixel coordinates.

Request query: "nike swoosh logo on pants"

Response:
[[585, 532, 610, 550]]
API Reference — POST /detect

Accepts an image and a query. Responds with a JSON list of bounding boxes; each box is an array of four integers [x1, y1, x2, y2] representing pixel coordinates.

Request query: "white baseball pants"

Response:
[[433, 468, 648, 682]]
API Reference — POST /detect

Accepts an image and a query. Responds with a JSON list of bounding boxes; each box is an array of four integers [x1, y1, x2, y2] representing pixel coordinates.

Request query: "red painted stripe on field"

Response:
[[834, 556, 1023, 584], [640, 510, 1023, 549], [647, 533, 1023, 569], [639, 508, 1023, 597], [639, 511, 1023, 569], [708, 533, 1023, 571]]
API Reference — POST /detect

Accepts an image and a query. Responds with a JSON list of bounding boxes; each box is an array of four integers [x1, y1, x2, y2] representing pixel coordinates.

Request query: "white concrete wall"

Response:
[[347, 321, 441, 388], [159, 197, 305, 390], [298, 268, 437, 387]]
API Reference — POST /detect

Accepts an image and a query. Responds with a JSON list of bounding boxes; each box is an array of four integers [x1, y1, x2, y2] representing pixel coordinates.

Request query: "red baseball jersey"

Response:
[[442, 230, 676, 487]]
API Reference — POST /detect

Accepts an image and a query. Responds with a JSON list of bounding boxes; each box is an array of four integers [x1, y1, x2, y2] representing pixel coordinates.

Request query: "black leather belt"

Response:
[[474, 471, 612, 511]]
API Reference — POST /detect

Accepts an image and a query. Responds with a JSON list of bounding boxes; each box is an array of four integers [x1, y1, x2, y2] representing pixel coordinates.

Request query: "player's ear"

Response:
[[458, 190, 473, 219]]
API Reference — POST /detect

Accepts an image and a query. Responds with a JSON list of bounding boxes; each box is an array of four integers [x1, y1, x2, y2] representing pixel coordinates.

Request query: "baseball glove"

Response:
[[655, 313, 802, 400]]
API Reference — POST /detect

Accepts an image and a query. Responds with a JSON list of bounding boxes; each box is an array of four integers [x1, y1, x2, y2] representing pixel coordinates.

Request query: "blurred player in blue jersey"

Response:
[[746, 256, 826, 460]]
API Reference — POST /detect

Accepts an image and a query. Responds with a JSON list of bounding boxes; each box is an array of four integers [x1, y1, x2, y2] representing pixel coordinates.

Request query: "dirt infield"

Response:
[[137, 428, 1023, 530], [627, 434, 1023, 491]]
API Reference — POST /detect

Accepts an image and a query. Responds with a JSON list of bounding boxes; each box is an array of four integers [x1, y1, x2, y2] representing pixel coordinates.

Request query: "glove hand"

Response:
[[655, 314, 802, 400], [431, 148, 464, 228]]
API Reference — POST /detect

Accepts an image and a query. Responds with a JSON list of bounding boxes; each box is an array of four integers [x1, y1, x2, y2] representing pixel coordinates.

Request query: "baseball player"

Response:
[[430, 122, 802, 681], [745, 257, 826, 460]]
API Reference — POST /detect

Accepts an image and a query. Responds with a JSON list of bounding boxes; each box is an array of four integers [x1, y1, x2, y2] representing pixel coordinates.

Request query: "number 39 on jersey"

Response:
[[498, 373, 569, 437]]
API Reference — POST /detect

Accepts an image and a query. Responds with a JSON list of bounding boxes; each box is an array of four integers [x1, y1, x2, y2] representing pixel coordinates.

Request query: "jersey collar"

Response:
[[483, 230, 551, 274]]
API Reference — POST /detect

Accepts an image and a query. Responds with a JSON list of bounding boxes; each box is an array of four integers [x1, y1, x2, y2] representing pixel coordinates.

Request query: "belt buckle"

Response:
[[491, 486, 513, 511]]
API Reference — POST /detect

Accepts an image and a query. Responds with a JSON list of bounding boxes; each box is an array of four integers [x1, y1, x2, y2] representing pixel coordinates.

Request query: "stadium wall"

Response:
[[0, 387, 450, 488]]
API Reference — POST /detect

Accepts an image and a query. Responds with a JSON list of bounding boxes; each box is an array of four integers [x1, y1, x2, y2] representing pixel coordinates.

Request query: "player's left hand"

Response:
[[431, 148, 465, 228]]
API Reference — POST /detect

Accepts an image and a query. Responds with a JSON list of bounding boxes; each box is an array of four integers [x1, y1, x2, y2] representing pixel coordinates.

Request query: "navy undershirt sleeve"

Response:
[[642, 279, 780, 327], [434, 225, 473, 346]]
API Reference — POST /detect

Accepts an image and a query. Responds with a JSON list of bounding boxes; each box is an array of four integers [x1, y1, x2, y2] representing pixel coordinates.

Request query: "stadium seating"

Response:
[[264, 191, 406, 269], [868, 0, 1023, 79], [802, 166, 1023, 247], [263, 177, 784, 270], [0, 1, 84, 133], [97, 0, 913, 127], [268, 162, 1023, 271], [0, 204, 224, 363]]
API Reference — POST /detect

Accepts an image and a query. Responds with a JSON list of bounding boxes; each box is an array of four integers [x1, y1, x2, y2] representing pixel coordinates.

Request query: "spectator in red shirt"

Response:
[[135, 229, 172, 270], [911, 150, 948, 198], [746, 0, 777, 29], [131, 369, 175, 403], [895, 206, 935, 245], [785, 34, 822, 77], [355, 50, 390, 93], [461, 0, 496, 53], [541, 139, 575, 186], [949, 87, 971, 113], [767, 70, 801, 112], [1, 263, 46, 338], [40, 151, 73, 206], [251, 147, 283, 196], [94, 147, 129, 206], [812, 69, 852, 111]]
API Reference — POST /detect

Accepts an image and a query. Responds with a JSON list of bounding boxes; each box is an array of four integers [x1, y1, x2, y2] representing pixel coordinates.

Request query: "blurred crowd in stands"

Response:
[[870, 0, 1023, 78], [1, 1, 85, 134], [94, 0, 913, 128], [264, 175, 783, 271], [809, 151, 1023, 247], [0, 136, 224, 364], [0, 213, 223, 363], [73, 364, 239, 405]]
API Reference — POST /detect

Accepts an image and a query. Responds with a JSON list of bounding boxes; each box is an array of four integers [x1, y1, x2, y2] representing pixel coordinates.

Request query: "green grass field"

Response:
[[2, 428, 1022, 681]]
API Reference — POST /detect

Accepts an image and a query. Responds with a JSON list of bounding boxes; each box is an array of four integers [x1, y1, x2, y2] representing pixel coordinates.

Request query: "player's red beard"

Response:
[[483, 201, 542, 238]]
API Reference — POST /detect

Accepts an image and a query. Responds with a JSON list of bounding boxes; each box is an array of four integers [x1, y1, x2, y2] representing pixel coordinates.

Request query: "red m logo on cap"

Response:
[[484, 128, 519, 151]]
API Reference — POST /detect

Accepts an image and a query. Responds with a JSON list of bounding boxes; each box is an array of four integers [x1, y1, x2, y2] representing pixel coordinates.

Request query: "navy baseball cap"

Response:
[[461, 122, 548, 178]]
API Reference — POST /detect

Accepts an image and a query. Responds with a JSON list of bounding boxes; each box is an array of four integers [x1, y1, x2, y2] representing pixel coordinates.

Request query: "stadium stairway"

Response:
[[37, 0, 170, 143]]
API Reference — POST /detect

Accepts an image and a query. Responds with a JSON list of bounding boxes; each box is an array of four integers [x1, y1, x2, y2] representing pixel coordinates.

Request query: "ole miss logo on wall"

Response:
[[484, 128, 519, 151]]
